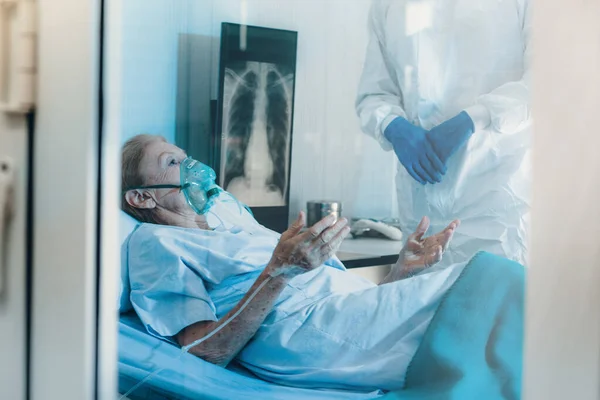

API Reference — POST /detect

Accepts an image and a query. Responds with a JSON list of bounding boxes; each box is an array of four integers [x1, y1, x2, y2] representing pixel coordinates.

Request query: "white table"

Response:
[[336, 237, 403, 268]]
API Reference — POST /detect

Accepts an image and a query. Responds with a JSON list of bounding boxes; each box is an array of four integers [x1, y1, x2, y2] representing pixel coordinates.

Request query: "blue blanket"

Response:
[[384, 251, 525, 400]]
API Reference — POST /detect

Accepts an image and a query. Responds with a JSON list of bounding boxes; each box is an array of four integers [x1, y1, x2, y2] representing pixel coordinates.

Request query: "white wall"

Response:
[[119, 0, 398, 221], [219, 0, 398, 222], [120, 0, 212, 145], [524, 1, 600, 398]]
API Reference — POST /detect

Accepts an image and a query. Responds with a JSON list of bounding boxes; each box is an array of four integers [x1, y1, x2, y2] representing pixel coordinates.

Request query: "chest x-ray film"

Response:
[[217, 23, 297, 209]]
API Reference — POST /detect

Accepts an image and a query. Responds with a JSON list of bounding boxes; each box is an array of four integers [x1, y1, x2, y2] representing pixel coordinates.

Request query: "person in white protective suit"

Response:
[[356, 0, 532, 267]]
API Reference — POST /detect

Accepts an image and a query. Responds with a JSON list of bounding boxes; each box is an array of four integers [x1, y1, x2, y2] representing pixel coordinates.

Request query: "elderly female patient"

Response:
[[122, 134, 466, 392]]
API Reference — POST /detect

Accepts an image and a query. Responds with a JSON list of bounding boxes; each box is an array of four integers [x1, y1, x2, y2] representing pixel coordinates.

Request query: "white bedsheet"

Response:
[[118, 312, 384, 400]]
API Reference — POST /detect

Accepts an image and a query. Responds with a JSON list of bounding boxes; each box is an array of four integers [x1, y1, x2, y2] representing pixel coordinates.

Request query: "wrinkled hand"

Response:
[[426, 111, 475, 165], [267, 212, 351, 278], [395, 216, 459, 277]]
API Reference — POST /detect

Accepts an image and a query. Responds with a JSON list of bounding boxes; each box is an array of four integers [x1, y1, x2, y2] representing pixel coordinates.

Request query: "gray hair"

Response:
[[121, 134, 166, 223]]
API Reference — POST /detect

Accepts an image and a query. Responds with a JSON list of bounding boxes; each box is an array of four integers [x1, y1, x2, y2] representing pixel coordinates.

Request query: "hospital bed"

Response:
[[118, 212, 385, 399], [118, 311, 384, 399], [118, 213, 524, 399]]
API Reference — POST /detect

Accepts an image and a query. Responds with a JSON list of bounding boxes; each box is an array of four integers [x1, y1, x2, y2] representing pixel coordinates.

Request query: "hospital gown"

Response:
[[127, 223, 465, 392]]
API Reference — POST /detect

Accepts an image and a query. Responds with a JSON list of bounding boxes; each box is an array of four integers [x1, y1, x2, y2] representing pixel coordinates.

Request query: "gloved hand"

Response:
[[426, 111, 475, 165], [384, 117, 446, 185]]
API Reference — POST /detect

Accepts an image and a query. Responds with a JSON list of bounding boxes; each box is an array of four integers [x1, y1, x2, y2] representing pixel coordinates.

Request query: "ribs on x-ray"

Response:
[[223, 69, 257, 190], [222, 62, 293, 204], [265, 69, 290, 199]]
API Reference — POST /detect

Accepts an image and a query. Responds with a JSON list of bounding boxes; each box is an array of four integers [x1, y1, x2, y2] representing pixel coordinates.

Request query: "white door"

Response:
[[0, 92, 29, 400], [0, 0, 35, 398], [29, 0, 104, 399], [0, 0, 116, 398]]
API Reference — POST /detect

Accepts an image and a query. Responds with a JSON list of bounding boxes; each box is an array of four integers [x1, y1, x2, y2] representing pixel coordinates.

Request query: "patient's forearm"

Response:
[[379, 262, 412, 285], [177, 266, 288, 367]]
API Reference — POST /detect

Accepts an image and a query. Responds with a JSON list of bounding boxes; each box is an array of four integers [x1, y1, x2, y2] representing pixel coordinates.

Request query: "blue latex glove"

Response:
[[426, 111, 475, 165], [384, 117, 446, 185]]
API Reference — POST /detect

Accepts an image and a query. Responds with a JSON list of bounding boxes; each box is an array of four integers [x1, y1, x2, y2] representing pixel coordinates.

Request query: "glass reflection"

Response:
[[114, 0, 530, 399]]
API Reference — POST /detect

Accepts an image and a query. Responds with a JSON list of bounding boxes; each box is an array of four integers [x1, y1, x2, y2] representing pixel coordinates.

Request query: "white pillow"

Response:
[[119, 211, 139, 312]]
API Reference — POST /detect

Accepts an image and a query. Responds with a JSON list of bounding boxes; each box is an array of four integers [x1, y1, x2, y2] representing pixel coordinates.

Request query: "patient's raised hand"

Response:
[[267, 212, 351, 278], [395, 216, 459, 278]]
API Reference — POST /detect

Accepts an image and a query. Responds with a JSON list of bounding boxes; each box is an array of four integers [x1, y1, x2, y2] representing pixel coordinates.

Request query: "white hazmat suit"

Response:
[[356, 0, 531, 267]]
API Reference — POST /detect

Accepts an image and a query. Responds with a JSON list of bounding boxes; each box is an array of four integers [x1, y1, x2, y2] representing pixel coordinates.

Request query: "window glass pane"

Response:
[[111, 1, 530, 398]]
